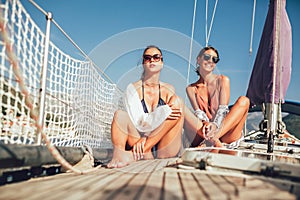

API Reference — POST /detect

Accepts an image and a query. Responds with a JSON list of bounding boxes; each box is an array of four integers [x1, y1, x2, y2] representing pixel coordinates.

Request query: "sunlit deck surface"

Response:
[[0, 158, 299, 200]]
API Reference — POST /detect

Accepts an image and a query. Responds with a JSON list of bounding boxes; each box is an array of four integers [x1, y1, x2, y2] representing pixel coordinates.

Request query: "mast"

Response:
[[267, 0, 281, 153], [246, 0, 292, 152]]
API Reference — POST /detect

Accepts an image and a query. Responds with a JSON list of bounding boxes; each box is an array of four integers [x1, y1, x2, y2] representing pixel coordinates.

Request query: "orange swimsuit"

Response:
[[193, 75, 222, 121]]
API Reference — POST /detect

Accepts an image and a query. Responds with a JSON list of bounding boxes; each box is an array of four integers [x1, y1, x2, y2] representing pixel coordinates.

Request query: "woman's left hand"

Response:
[[202, 122, 218, 140], [132, 137, 147, 160]]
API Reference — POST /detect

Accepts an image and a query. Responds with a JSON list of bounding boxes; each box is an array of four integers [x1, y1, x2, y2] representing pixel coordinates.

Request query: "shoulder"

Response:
[[160, 82, 175, 94], [131, 80, 142, 90], [186, 81, 199, 90], [125, 81, 142, 96], [187, 82, 198, 87], [186, 83, 196, 93], [219, 74, 230, 84]]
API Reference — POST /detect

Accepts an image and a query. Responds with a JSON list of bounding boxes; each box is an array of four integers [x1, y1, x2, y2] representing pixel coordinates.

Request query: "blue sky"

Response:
[[22, 0, 300, 105]]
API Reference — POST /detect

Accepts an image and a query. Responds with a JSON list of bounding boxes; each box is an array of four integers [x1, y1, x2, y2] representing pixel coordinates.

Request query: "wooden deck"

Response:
[[0, 158, 299, 200]]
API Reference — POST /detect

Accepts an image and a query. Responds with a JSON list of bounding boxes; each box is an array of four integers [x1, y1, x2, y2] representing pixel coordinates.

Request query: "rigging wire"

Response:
[[249, 0, 256, 56], [186, 0, 218, 105], [205, 0, 208, 46], [205, 0, 218, 47], [186, 0, 198, 91], [28, 0, 122, 93], [248, 0, 256, 71]]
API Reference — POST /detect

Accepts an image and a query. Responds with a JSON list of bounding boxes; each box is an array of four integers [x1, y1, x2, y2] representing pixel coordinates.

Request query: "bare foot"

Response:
[[197, 139, 222, 153], [213, 139, 223, 147], [107, 147, 134, 168], [198, 139, 215, 148]]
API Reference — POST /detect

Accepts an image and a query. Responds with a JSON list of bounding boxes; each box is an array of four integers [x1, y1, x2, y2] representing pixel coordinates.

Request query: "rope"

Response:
[[28, 0, 123, 93], [249, 0, 256, 56], [185, 0, 218, 105], [205, 0, 208, 46], [205, 0, 218, 46], [248, 0, 256, 73], [0, 6, 100, 175], [185, 0, 198, 105]]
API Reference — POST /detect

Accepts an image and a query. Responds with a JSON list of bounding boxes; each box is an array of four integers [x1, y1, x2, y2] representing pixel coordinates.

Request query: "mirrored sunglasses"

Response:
[[203, 53, 220, 64]]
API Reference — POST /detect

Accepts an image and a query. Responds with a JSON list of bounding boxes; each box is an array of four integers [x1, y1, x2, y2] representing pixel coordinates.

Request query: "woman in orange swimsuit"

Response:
[[184, 46, 250, 148], [107, 45, 184, 168]]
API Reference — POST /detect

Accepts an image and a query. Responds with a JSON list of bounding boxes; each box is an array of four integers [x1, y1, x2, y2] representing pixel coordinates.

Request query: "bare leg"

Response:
[[216, 96, 250, 143], [183, 104, 204, 147], [183, 96, 249, 148], [156, 114, 184, 158], [143, 98, 185, 158], [108, 96, 187, 165], [107, 108, 182, 166], [107, 110, 140, 168]]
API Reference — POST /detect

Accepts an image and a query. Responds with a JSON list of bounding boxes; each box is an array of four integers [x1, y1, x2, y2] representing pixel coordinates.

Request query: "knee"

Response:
[[113, 110, 127, 121], [236, 96, 250, 108], [113, 110, 121, 120]]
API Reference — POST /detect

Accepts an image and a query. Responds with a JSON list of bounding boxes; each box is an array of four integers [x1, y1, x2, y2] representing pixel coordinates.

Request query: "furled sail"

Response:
[[246, 0, 292, 107]]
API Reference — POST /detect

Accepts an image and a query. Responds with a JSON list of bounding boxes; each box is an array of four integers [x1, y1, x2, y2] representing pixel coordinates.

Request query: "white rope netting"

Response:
[[0, 0, 123, 148]]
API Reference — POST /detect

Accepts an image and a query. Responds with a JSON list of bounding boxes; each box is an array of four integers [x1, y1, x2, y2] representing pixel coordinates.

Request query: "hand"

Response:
[[132, 137, 147, 160], [202, 122, 218, 140], [167, 95, 182, 120]]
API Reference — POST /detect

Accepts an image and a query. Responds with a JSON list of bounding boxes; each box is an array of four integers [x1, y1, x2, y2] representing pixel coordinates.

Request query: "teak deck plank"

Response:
[[163, 171, 184, 199], [178, 172, 206, 199], [207, 173, 239, 198], [138, 164, 165, 199], [0, 158, 298, 200]]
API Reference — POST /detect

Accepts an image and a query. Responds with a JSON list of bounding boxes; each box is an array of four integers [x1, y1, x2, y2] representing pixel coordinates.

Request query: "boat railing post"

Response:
[[36, 12, 52, 145], [243, 118, 247, 137], [276, 100, 286, 134], [266, 103, 279, 153]]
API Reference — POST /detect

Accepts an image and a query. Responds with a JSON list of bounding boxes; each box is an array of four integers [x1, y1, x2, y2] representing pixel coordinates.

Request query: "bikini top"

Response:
[[141, 83, 166, 113]]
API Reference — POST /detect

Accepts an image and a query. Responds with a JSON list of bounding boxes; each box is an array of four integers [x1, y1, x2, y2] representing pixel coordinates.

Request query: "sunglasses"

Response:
[[143, 54, 162, 62], [203, 53, 220, 64]]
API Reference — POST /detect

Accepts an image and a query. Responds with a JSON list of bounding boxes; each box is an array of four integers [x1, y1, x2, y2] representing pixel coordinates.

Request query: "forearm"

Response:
[[213, 105, 229, 128]]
